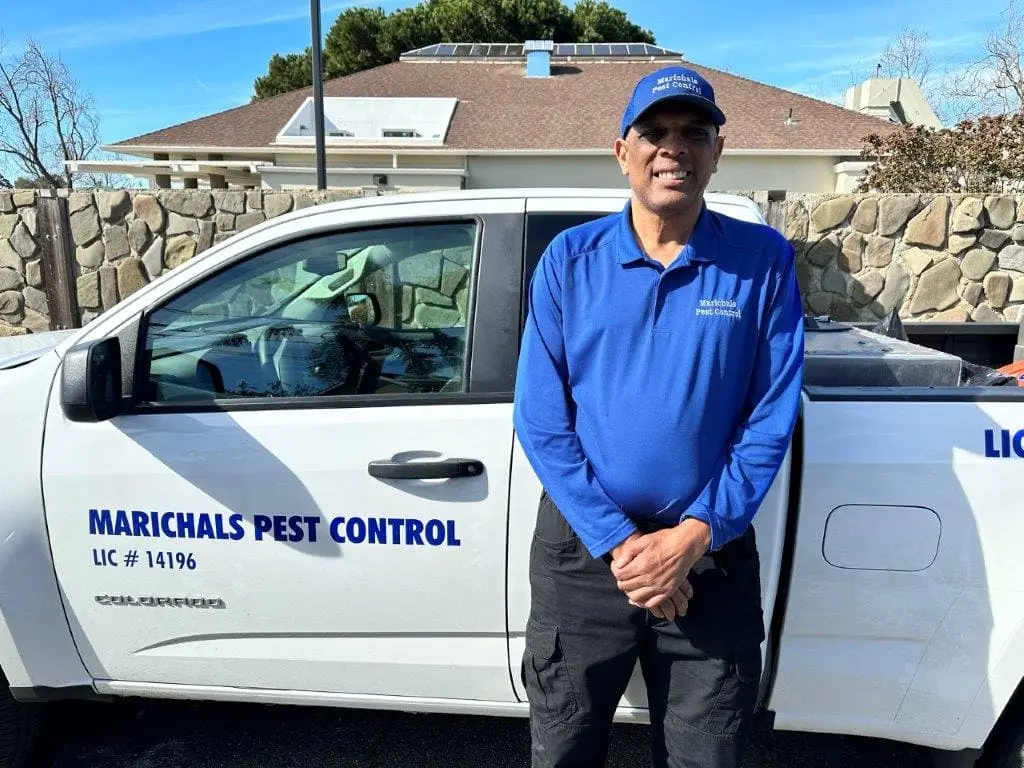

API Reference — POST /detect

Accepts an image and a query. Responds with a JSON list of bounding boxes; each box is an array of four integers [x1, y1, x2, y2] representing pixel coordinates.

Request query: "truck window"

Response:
[[139, 221, 478, 402], [521, 213, 604, 326]]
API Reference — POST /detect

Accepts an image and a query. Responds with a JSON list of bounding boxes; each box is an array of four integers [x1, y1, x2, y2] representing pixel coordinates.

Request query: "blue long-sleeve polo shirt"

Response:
[[513, 200, 804, 559]]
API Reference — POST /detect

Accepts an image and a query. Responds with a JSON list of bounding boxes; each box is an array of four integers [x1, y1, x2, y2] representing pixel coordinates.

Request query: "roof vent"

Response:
[[525, 39, 553, 78]]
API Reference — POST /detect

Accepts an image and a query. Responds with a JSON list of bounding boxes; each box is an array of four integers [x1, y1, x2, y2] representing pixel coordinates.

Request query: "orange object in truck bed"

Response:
[[997, 360, 1024, 385]]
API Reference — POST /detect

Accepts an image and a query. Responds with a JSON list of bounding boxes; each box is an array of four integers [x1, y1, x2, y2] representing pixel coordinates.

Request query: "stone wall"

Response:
[[2, 189, 1024, 336], [789, 193, 1024, 324], [0, 190, 50, 335], [68, 189, 359, 326]]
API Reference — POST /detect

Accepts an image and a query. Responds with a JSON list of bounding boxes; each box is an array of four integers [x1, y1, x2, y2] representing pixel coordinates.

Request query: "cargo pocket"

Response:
[[532, 493, 579, 551], [701, 642, 761, 737], [522, 622, 580, 728]]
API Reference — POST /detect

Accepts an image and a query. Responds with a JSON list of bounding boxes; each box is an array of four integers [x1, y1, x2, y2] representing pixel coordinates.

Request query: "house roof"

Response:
[[109, 56, 899, 155]]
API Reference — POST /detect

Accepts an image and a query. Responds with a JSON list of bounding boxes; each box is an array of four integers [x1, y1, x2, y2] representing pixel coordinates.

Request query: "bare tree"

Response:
[[944, 0, 1024, 121], [0, 36, 100, 189], [879, 27, 933, 89]]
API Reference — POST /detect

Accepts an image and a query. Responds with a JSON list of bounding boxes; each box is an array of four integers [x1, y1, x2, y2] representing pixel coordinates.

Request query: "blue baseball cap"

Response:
[[620, 65, 726, 138]]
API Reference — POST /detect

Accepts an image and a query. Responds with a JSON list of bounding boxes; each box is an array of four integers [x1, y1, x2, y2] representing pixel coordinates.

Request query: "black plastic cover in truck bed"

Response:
[[803, 320, 964, 388]]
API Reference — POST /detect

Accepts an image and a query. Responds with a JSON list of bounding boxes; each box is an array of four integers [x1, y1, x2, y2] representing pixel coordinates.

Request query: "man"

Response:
[[512, 64, 805, 768]]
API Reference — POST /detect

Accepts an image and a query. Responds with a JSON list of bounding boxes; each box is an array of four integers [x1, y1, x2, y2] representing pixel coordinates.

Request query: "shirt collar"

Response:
[[615, 199, 720, 268]]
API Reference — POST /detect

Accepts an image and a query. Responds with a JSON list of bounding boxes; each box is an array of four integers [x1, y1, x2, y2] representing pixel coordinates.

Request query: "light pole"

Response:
[[311, 0, 327, 190]]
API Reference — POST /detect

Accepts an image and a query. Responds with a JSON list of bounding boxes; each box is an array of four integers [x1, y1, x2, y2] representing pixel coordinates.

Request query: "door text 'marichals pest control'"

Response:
[[87, 509, 463, 547]]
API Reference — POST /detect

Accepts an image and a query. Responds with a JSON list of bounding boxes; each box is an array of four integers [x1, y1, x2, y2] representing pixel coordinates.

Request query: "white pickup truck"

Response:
[[1, 188, 1023, 767]]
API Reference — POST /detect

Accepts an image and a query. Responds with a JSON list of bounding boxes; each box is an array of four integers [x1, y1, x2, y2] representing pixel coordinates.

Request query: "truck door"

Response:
[[41, 197, 524, 703], [505, 196, 793, 714]]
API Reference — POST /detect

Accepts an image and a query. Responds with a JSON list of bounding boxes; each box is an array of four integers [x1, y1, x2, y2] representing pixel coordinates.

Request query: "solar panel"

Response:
[[401, 40, 680, 59]]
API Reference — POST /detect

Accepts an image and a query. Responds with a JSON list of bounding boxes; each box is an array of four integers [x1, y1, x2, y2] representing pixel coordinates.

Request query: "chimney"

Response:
[[525, 40, 553, 78]]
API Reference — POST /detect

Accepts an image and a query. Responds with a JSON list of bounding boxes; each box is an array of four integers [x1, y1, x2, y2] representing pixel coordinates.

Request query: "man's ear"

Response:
[[614, 138, 629, 175], [712, 133, 725, 174]]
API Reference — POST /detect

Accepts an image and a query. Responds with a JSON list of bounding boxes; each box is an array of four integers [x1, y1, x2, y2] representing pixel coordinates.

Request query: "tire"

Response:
[[0, 684, 44, 768], [980, 687, 1024, 768]]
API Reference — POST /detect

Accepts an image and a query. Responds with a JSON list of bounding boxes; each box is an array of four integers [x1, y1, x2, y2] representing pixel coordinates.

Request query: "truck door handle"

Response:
[[367, 458, 484, 480]]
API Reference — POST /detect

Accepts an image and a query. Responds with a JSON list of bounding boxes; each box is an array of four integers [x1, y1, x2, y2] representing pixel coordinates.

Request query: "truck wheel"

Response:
[[0, 683, 44, 768], [981, 686, 1024, 768]]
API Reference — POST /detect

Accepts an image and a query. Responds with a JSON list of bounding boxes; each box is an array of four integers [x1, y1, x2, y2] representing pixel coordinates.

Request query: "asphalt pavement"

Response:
[[34, 697, 937, 767]]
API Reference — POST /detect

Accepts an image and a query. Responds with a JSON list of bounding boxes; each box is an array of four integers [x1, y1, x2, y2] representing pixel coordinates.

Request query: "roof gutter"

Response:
[[105, 144, 866, 158]]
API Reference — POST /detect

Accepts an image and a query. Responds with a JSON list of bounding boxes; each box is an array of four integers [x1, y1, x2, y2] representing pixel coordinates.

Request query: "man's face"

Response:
[[614, 103, 725, 218]]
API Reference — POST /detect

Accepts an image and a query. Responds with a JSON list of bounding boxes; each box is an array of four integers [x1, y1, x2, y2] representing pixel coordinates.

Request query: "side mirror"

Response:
[[60, 336, 123, 423], [345, 292, 381, 326]]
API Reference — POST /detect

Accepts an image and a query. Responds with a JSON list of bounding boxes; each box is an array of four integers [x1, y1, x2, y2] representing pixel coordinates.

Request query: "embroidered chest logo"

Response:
[[696, 298, 741, 319]]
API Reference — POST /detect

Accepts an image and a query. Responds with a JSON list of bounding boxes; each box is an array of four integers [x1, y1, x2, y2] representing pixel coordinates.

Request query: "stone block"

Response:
[[785, 202, 808, 243], [77, 272, 100, 309], [213, 191, 246, 214], [129, 219, 150, 254], [104, 224, 130, 261], [10, 222, 36, 260], [962, 249, 997, 281], [265, 193, 294, 218], [999, 245, 1024, 273], [25, 260, 41, 288], [900, 247, 934, 276], [851, 198, 877, 234], [97, 190, 131, 222], [972, 302, 1003, 322], [864, 236, 894, 268], [167, 212, 200, 236], [165, 235, 197, 269], [22, 286, 47, 315], [980, 228, 1010, 251], [161, 191, 212, 218], [909, 258, 961, 314], [810, 197, 854, 232], [852, 271, 884, 305], [985, 196, 1015, 230], [952, 197, 985, 233], [100, 265, 118, 310], [22, 308, 48, 333], [904, 196, 949, 248], [806, 236, 839, 267], [0, 268, 25, 292], [949, 233, 977, 254], [70, 205, 101, 246], [962, 282, 983, 307], [133, 195, 166, 233], [0, 214, 17, 240], [142, 237, 164, 279], [984, 271, 1012, 309], [878, 195, 919, 236], [236, 211, 266, 230]]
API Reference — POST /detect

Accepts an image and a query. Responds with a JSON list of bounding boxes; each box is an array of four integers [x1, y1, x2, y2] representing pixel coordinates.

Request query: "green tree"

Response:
[[570, 0, 654, 44], [323, 7, 391, 79], [253, 50, 313, 101], [252, 0, 656, 99]]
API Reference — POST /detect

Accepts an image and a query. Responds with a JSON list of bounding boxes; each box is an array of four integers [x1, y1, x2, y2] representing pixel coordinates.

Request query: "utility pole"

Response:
[[311, 0, 327, 190]]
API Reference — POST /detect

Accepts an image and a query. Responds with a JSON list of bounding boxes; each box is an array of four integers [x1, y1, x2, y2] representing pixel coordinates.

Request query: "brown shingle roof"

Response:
[[110, 59, 899, 153]]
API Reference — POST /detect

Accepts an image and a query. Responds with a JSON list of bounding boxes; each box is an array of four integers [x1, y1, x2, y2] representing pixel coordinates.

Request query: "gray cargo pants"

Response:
[[522, 491, 765, 768]]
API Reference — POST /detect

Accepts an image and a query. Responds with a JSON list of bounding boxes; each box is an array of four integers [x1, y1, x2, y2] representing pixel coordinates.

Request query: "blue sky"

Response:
[[0, 0, 1011, 155]]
